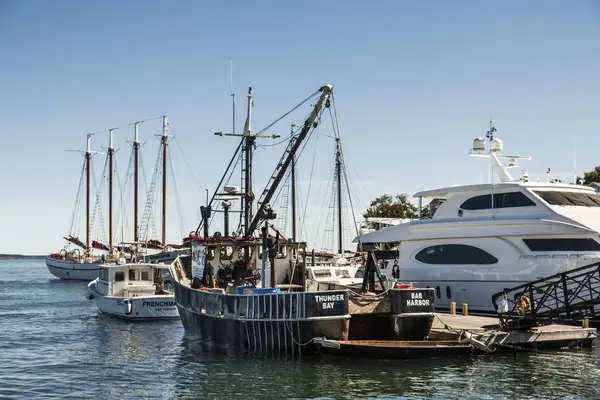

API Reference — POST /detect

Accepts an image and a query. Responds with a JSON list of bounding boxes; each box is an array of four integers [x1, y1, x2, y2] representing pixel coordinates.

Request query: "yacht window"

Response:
[[533, 191, 600, 207], [415, 244, 498, 264], [128, 269, 136, 281], [460, 192, 535, 210], [100, 268, 108, 281], [523, 238, 600, 252], [115, 271, 125, 282], [141, 270, 150, 281]]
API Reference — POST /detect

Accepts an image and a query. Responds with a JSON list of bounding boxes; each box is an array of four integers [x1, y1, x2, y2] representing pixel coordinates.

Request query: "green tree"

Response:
[[582, 167, 600, 185], [363, 194, 419, 219]]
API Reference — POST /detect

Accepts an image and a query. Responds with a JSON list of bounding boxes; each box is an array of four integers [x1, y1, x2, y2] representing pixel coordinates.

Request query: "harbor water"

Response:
[[1, 258, 600, 400]]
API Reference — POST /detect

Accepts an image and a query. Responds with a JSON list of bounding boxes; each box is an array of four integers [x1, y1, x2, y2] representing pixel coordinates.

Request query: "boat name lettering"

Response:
[[315, 293, 345, 310], [406, 292, 430, 307], [142, 301, 176, 307]]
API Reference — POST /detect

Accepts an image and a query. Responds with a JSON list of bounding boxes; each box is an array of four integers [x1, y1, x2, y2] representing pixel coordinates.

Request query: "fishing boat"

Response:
[[86, 261, 179, 320], [169, 84, 363, 355]]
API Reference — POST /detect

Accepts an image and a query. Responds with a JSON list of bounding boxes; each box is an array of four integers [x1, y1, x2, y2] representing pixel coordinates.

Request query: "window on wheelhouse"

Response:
[[128, 269, 136, 281], [533, 191, 600, 207], [460, 191, 535, 210], [141, 270, 150, 281], [115, 271, 125, 282], [415, 244, 498, 264], [523, 238, 600, 252]]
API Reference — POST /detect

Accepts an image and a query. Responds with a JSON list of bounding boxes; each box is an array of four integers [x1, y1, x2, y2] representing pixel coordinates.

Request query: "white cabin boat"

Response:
[[356, 129, 600, 312], [87, 262, 179, 320]]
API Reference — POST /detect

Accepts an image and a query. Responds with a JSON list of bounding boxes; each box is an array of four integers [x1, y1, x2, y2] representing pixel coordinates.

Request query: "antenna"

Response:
[[230, 58, 235, 134]]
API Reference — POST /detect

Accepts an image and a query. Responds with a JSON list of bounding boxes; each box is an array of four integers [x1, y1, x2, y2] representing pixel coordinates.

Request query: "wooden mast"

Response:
[[108, 129, 114, 249], [85, 134, 92, 256], [335, 137, 343, 254], [161, 116, 168, 247], [134, 122, 140, 243]]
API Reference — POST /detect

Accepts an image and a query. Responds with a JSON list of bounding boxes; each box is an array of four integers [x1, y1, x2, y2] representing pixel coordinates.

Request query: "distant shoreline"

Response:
[[0, 254, 45, 259]]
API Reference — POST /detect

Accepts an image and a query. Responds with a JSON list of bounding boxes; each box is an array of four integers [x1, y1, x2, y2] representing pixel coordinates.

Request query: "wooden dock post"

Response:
[[450, 302, 456, 315], [462, 303, 468, 316]]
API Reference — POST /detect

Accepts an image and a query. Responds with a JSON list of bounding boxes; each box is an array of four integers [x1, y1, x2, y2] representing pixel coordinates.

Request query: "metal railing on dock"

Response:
[[492, 261, 600, 328]]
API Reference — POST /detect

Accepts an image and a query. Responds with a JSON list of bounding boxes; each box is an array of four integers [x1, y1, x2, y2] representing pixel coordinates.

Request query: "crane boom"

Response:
[[246, 84, 333, 237]]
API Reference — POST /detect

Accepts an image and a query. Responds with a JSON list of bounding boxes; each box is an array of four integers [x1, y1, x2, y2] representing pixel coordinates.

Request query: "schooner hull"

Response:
[[45, 257, 101, 281]]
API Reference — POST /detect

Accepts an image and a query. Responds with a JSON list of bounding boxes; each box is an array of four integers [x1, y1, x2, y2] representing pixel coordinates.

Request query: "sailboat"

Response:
[[46, 133, 116, 280]]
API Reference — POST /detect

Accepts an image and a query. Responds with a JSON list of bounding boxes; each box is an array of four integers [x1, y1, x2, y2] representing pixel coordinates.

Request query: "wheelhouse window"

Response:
[[533, 191, 600, 207], [460, 191, 535, 210], [128, 269, 136, 281], [100, 268, 108, 281], [415, 244, 498, 264], [115, 271, 125, 282], [523, 238, 600, 252], [141, 270, 150, 281]]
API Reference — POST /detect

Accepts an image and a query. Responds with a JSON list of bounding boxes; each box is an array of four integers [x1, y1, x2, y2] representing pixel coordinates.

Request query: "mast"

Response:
[[161, 116, 168, 247], [243, 87, 253, 238], [335, 137, 343, 254], [85, 134, 92, 255], [290, 124, 297, 241], [108, 129, 114, 249], [134, 122, 140, 243]]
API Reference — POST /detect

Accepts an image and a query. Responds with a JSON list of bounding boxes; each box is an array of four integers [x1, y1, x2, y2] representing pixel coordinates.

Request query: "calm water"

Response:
[[1, 258, 600, 400]]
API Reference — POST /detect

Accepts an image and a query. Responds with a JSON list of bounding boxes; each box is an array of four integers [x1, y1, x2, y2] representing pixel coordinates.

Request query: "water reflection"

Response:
[[171, 334, 600, 400]]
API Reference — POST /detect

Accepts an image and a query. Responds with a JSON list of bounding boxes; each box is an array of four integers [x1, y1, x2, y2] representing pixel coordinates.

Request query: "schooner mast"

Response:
[[108, 129, 114, 249], [133, 121, 140, 244], [85, 134, 92, 255], [161, 116, 168, 247]]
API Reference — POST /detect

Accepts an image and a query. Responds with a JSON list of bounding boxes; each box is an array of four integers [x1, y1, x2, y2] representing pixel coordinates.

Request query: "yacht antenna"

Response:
[[487, 121, 496, 218]]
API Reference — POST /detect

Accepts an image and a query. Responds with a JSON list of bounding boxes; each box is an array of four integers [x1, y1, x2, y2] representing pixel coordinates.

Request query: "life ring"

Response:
[[516, 295, 532, 315]]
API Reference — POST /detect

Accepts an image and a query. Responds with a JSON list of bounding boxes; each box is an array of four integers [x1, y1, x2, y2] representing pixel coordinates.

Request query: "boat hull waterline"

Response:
[[46, 257, 102, 281], [88, 280, 180, 320]]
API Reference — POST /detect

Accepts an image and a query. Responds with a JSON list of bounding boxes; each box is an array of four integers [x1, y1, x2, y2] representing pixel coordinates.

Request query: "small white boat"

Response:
[[87, 262, 179, 320]]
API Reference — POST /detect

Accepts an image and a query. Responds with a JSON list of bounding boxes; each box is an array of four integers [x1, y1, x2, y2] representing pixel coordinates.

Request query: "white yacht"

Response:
[[356, 128, 600, 313], [86, 262, 179, 320]]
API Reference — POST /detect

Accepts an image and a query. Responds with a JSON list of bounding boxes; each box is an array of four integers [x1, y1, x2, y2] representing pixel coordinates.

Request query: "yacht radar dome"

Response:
[[490, 137, 503, 153], [472, 137, 486, 153]]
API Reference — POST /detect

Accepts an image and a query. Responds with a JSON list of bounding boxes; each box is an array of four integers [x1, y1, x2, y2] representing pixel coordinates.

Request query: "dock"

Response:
[[430, 313, 597, 352]]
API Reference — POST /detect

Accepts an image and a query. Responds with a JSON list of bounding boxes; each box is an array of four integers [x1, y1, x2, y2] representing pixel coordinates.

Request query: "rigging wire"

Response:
[[68, 158, 86, 236], [167, 149, 188, 240]]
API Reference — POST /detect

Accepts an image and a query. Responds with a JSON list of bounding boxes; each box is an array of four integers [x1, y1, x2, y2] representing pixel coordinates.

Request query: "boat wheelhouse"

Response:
[[87, 262, 179, 320]]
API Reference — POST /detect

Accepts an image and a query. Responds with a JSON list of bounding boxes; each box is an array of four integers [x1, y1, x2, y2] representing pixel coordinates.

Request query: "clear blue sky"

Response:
[[2, 1, 600, 254]]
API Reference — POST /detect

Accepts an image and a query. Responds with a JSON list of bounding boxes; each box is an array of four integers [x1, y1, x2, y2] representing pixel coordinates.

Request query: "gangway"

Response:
[[492, 260, 600, 329]]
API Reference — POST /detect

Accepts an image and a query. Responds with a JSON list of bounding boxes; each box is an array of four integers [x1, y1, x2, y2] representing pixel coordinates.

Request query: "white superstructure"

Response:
[[356, 127, 600, 312]]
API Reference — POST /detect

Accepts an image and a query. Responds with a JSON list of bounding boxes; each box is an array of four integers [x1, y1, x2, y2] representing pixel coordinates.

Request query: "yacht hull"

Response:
[[400, 257, 600, 313], [45, 257, 102, 281]]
